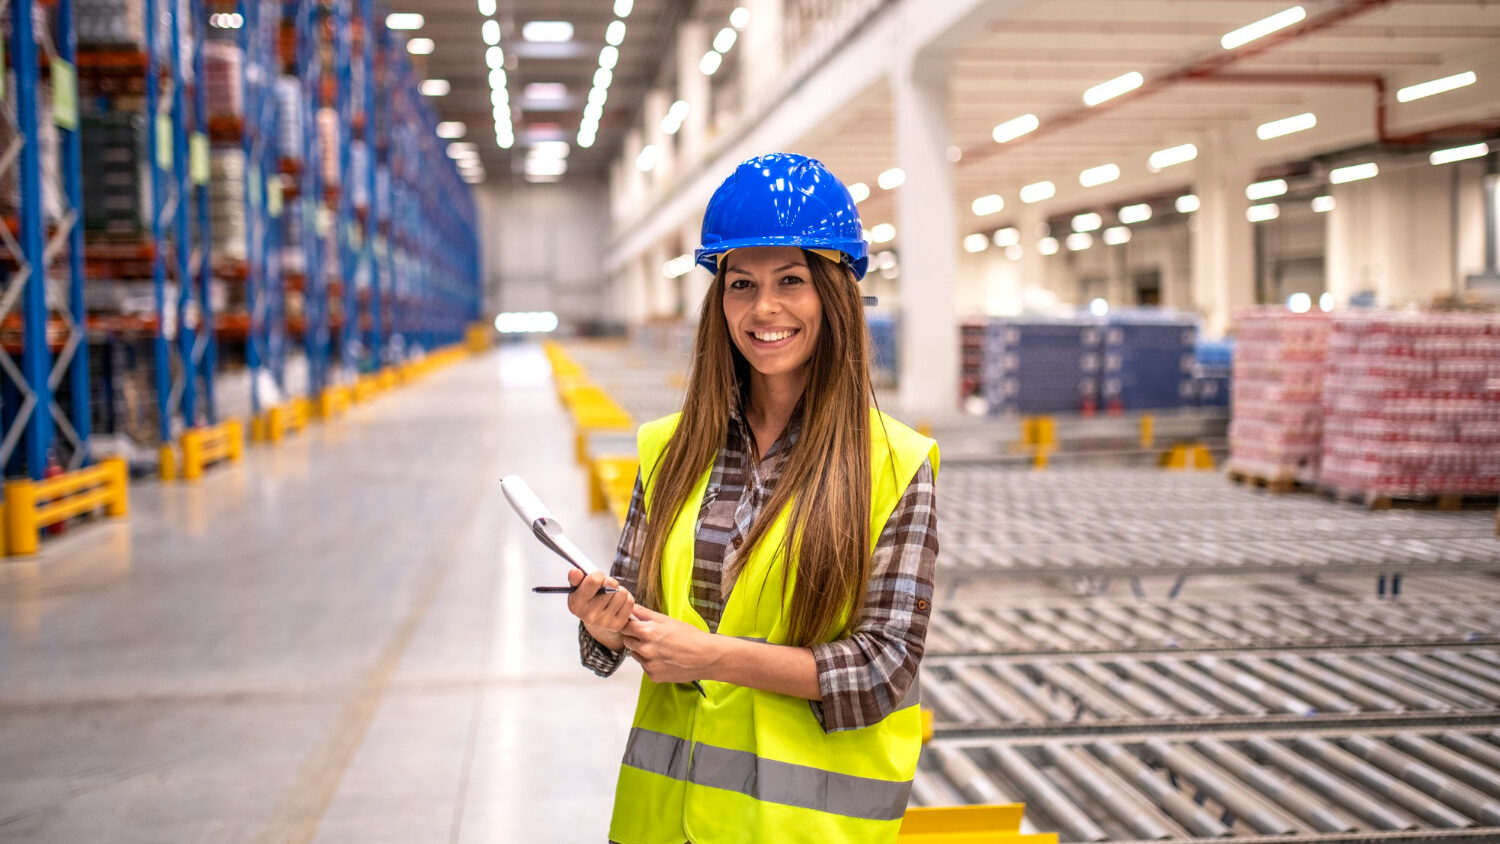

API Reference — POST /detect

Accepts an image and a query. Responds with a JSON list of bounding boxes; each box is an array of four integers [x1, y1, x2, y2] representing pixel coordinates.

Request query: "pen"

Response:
[[532, 584, 618, 595]]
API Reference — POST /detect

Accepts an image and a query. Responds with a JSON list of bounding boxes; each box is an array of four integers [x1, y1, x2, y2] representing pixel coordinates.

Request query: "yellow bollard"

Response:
[[159, 444, 177, 481], [1140, 413, 1155, 450], [182, 429, 205, 480], [103, 458, 130, 517], [4, 478, 38, 556]]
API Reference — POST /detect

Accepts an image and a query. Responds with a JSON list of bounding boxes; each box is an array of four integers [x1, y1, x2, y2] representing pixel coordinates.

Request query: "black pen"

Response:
[[532, 584, 618, 595]]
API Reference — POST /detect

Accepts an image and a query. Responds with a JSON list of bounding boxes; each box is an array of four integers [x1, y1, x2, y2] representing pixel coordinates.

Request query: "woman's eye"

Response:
[[781, 275, 805, 286], [729, 279, 751, 290]]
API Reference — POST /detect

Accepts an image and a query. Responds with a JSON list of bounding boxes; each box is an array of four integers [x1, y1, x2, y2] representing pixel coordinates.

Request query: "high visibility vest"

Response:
[[609, 408, 939, 844]]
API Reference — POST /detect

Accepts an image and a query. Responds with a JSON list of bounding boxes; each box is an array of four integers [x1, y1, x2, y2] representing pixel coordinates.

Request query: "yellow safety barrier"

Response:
[[564, 384, 634, 464], [1140, 413, 1155, 450], [4, 458, 130, 555], [467, 322, 492, 353], [180, 419, 244, 481], [1161, 442, 1216, 470], [352, 373, 385, 403], [898, 805, 1056, 844], [318, 386, 351, 419], [590, 456, 639, 525], [253, 398, 311, 444]]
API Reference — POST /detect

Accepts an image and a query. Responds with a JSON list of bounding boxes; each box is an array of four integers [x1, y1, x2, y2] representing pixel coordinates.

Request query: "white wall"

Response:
[[474, 178, 611, 326]]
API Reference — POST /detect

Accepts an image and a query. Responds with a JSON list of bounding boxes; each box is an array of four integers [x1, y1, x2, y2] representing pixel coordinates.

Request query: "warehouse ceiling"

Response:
[[798, 0, 1500, 237], [392, 0, 694, 183]]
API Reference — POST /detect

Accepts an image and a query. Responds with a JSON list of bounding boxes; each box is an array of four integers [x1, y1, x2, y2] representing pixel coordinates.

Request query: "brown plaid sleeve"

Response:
[[579, 471, 646, 677], [808, 458, 938, 732]]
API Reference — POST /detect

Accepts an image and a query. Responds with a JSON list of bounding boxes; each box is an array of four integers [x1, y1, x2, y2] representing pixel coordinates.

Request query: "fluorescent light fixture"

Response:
[[1071, 212, 1102, 233], [482, 19, 500, 45], [527, 157, 567, 177], [1083, 71, 1143, 107], [522, 21, 573, 42], [1175, 194, 1199, 213], [524, 82, 567, 100], [577, 133, 595, 149], [992, 113, 1039, 143], [700, 51, 722, 75], [1397, 71, 1476, 103], [635, 145, 660, 172], [878, 168, 906, 190], [530, 141, 570, 159], [1080, 163, 1120, 187], [1311, 195, 1335, 213], [1257, 112, 1316, 140], [731, 7, 750, 28], [1038, 236, 1060, 255], [491, 88, 508, 107], [386, 13, 423, 30], [446, 142, 477, 158], [587, 86, 607, 106], [1329, 161, 1378, 184], [1221, 5, 1305, 50], [489, 68, 507, 89], [993, 227, 1020, 248], [614, 0, 633, 17], [848, 182, 870, 203], [1065, 232, 1093, 251], [606, 20, 626, 46], [1430, 142, 1488, 166], [1246, 178, 1288, 200], [478, 0, 495, 15], [486, 46, 504, 69], [406, 37, 434, 55], [1090, 298, 1109, 317], [714, 27, 738, 54], [497, 132, 513, 149], [870, 223, 896, 244], [971, 194, 1005, 216], [599, 45, 619, 69], [1004, 244, 1023, 261], [436, 122, 466, 139], [419, 79, 449, 96], [1148, 142, 1197, 171], [1118, 203, 1152, 224], [209, 12, 244, 28], [462, 173, 485, 184], [661, 100, 690, 134], [594, 68, 613, 88], [963, 233, 990, 253], [1020, 181, 1055, 204], [1246, 203, 1281, 222], [1103, 226, 1132, 246], [1287, 292, 1311, 313], [1319, 292, 1334, 312]]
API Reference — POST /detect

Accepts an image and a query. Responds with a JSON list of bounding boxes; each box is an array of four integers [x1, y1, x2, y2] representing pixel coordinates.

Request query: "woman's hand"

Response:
[[567, 569, 635, 653], [621, 606, 721, 684]]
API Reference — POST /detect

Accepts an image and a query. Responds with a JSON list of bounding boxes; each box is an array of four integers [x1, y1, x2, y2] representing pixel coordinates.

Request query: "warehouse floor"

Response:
[[0, 346, 640, 843]]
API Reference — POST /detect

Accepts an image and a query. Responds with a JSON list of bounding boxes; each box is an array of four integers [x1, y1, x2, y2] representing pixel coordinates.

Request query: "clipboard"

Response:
[[501, 475, 602, 574]]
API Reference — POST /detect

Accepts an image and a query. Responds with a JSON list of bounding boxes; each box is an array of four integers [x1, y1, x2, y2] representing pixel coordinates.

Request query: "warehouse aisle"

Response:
[[0, 345, 640, 843]]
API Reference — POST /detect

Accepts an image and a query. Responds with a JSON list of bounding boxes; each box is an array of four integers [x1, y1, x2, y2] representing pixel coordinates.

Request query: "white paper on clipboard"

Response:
[[500, 475, 602, 574]]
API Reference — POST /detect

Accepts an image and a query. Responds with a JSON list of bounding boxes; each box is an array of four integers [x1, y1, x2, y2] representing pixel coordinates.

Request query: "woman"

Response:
[[567, 153, 939, 844]]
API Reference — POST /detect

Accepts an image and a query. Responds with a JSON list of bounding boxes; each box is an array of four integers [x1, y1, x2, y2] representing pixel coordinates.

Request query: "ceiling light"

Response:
[[446, 142, 477, 157], [497, 131, 513, 149], [870, 223, 896, 244], [636, 144, 660, 172], [714, 27, 737, 53], [700, 51, 722, 75], [1071, 212, 1102, 233], [406, 37, 434, 55], [1118, 203, 1152, 224], [1246, 203, 1280, 222], [1020, 181, 1055, 204], [614, 0, 633, 17], [1079, 163, 1120, 187], [1103, 226, 1132, 246], [489, 68, 507, 89], [1175, 194, 1199, 213], [491, 88, 508, 107], [419, 79, 450, 96], [530, 141, 570, 159], [599, 45, 619, 69], [963, 233, 989, 253], [436, 122, 466, 139], [848, 182, 870, 203], [731, 6, 750, 28], [478, 0, 495, 15], [661, 100, 690, 134], [1065, 233, 1093, 251], [1287, 292, 1311, 313], [1429, 142, 1488, 166], [1330, 162, 1378, 184], [605, 20, 627, 46], [1311, 195, 1335, 213], [971, 194, 1005, 216], [594, 67, 613, 88], [1397, 71, 1476, 103], [992, 113, 1039, 143], [877, 168, 906, 190], [1148, 143, 1197, 171], [1002, 244, 1022, 261], [1246, 178, 1288, 200], [1257, 112, 1316, 140], [1038, 236, 1060, 256], [524, 82, 567, 101], [1083, 71, 1142, 107], [587, 87, 607, 107], [1221, 5, 1305, 50], [527, 157, 568, 177], [993, 227, 1020, 248], [386, 13, 423, 30], [577, 133, 596, 149], [462, 172, 485, 184], [522, 21, 573, 43], [486, 46, 504, 69], [482, 19, 500, 45]]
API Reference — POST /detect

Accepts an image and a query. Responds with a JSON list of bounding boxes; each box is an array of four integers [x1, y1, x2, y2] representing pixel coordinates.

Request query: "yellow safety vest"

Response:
[[609, 408, 939, 844]]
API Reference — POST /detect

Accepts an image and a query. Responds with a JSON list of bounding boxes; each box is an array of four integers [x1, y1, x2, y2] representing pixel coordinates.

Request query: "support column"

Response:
[[675, 21, 710, 167], [739, 0, 783, 117], [642, 89, 673, 191], [1191, 132, 1255, 337], [892, 51, 958, 418], [1327, 165, 1458, 307]]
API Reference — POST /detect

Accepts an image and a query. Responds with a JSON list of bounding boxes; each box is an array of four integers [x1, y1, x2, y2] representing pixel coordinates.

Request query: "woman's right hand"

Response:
[[568, 569, 636, 652]]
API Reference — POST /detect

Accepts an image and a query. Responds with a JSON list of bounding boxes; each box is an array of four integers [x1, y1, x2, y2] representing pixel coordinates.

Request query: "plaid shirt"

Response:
[[579, 405, 939, 733]]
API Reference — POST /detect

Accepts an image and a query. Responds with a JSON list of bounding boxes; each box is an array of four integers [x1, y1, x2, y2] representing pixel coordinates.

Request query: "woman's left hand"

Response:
[[621, 607, 720, 684]]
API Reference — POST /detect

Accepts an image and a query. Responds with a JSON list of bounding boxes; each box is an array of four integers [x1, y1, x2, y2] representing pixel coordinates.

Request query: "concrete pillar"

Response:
[[642, 89, 673, 192], [1327, 164, 1459, 308], [675, 21, 710, 166], [739, 0, 783, 117], [1191, 132, 1255, 337], [892, 51, 958, 418], [620, 126, 645, 217]]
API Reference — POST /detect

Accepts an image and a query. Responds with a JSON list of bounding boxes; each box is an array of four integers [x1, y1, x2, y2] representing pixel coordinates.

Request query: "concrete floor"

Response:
[[0, 345, 641, 843]]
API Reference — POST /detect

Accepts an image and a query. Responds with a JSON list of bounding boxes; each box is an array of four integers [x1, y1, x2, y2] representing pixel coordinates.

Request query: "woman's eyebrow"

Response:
[[727, 262, 807, 276]]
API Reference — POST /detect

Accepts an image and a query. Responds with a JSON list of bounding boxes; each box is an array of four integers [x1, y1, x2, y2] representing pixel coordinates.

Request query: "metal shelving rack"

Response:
[[1, 0, 92, 480], [294, 0, 329, 400], [331, 0, 357, 378]]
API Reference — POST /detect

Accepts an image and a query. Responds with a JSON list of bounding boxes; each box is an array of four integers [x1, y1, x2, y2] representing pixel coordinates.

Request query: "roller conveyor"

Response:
[[914, 727, 1500, 843]]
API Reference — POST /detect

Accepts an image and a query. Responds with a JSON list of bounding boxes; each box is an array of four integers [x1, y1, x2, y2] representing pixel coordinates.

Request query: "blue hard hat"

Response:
[[695, 153, 869, 280]]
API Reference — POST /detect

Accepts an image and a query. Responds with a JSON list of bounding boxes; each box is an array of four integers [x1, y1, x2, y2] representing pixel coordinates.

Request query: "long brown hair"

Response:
[[637, 251, 876, 646]]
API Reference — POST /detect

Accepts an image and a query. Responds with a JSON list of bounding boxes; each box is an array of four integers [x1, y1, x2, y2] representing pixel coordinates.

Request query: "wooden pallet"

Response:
[[1318, 486, 1500, 511], [1226, 466, 1302, 494]]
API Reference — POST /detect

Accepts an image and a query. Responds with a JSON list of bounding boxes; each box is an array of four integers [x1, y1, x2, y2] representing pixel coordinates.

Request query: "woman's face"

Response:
[[721, 246, 823, 380]]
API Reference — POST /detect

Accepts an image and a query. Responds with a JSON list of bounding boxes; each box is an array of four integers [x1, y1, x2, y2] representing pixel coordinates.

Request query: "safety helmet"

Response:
[[694, 153, 869, 280]]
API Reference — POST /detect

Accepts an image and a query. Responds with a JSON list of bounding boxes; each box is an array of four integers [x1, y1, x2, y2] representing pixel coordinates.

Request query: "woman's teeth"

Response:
[[752, 330, 796, 342]]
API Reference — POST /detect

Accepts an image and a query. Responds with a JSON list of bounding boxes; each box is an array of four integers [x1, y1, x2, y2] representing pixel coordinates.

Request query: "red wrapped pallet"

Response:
[[1227, 307, 1331, 485]]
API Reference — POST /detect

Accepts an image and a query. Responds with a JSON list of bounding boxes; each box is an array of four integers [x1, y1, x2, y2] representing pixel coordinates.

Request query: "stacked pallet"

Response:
[[1321, 312, 1500, 503], [203, 41, 244, 120], [1193, 338, 1233, 408], [959, 320, 985, 401], [1227, 308, 1330, 485], [1101, 312, 1197, 412], [79, 111, 148, 235], [274, 76, 303, 161], [208, 147, 246, 260], [981, 318, 1102, 415]]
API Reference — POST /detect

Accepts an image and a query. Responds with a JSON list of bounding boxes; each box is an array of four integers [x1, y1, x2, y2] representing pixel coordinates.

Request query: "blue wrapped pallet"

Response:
[[981, 318, 1102, 415], [1191, 339, 1233, 407], [1101, 313, 1198, 412]]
